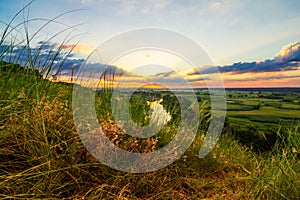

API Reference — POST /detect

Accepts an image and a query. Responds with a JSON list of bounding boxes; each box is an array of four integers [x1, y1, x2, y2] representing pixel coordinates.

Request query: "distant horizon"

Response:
[[67, 81, 300, 91]]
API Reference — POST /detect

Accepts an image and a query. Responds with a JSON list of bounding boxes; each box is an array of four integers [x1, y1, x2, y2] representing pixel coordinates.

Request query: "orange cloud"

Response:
[[220, 70, 300, 87], [56, 43, 94, 56]]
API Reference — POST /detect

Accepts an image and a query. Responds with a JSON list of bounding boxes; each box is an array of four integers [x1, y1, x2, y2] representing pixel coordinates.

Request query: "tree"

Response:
[[253, 103, 261, 110]]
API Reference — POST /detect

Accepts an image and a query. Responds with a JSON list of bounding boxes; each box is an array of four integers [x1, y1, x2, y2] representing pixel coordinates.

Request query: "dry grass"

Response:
[[1, 3, 299, 198], [1, 76, 299, 199]]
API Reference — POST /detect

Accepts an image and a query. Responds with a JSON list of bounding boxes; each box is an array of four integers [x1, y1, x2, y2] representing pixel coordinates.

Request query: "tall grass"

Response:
[[0, 2, 300, 199], [250, 124, 300, 199]]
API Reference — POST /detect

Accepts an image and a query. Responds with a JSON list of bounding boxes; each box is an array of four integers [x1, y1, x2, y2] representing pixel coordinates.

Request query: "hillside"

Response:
[[0, 63, 299, 199]]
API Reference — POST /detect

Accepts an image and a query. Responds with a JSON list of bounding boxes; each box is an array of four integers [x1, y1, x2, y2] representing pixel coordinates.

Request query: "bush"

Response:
[[253, 103, 261, 110]]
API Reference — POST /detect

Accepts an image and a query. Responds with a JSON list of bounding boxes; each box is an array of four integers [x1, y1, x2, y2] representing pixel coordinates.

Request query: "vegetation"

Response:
[[1, 60, 300, 200], [0, 4, 299, 199]]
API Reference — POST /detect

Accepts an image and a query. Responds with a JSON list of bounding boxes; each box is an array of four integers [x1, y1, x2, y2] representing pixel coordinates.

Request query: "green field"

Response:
[[196, 90, 300, 127]]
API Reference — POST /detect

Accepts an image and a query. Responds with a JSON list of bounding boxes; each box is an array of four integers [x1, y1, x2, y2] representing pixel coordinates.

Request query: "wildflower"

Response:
[[292, 147, 297, 153]]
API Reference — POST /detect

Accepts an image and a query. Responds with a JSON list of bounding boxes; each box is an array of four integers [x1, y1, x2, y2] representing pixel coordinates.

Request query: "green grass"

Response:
[[1, 4, 300, 199], [225, 95, 300, 126], [1, 62, 300, 199]]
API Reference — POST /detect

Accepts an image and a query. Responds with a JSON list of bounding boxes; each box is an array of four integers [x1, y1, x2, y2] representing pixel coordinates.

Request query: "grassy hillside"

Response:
[[0, 5, 299, 197], [0, 62, 300, 199]]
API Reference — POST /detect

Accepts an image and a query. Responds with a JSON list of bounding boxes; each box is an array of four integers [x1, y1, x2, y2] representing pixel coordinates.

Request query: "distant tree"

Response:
[[253, 103, 261, 110], [197, 95, 202, 102], [163, 94, 171, 102]]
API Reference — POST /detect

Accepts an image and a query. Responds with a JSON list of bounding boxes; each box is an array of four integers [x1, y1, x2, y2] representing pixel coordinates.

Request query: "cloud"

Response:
[[0, 41, 126, 79], [105, 0, 170, 14], [211, 2, 221, 9], [56, 43, 93, 57], [3, 41, 299, 87], [76, 62, 129, 76], [81, 0, 94, 4], [275, 41, 300, 62], [187, 75, 211, 82], [187, 65, 219, 75], [1, 42, 66, 69], [153, 0, 169, 10], [190, 42, 300, 75], [154, 70, 176, 77]]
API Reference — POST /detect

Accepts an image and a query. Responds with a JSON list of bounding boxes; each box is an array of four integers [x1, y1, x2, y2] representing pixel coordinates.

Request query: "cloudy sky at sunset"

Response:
[[1, 0, 300, 88]]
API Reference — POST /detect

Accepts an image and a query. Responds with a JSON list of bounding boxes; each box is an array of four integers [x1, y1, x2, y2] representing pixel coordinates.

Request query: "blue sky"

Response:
[[1, 0, 300, 87], [1, 0, 300, 64]]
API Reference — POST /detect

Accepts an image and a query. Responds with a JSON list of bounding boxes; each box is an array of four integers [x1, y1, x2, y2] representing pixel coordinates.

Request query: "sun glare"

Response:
[[111, 49, 193, 76]]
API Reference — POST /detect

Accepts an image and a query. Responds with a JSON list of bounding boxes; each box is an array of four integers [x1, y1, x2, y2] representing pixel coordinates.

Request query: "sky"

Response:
[[0, 0, 300, 88]]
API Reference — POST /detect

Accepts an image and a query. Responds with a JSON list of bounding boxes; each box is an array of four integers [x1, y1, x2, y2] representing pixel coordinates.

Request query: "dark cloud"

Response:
[[188, 42, 300, 75], [3, 41, 300, 83], [154, 71, 176, 77], [0, 41, 129, 78], [75, 62, 129, 77], [187, 65, 219, 75], [217, 59, 299, 74], [37, 41, 56, 50], [1, 42, 68, 72]]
